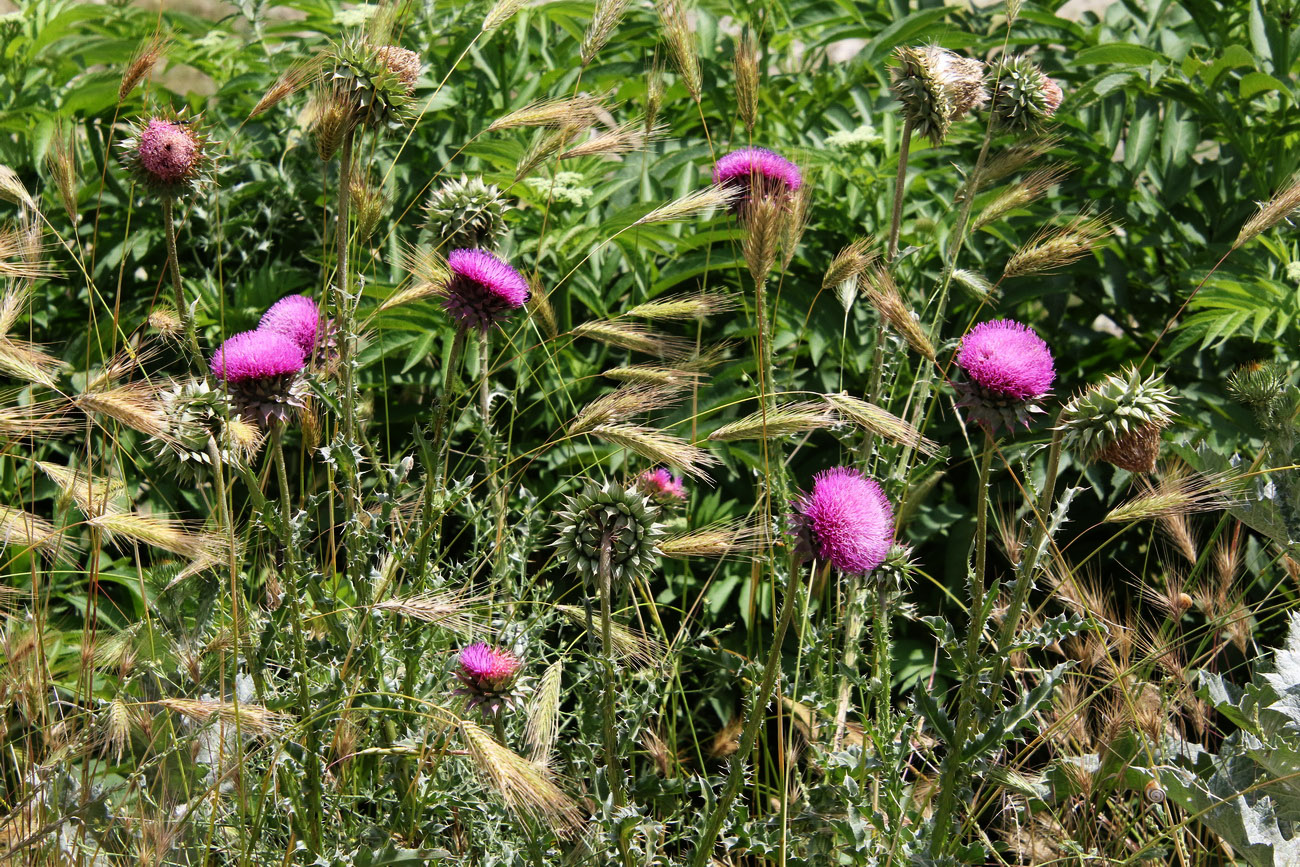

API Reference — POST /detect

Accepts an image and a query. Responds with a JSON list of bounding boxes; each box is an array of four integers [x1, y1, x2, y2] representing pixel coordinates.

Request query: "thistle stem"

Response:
[[831, 573, 865, 750], [272, 426, 322, 853], [334, 128, 357, 445], [690, 558, 815, 867], [161, 197, 202, 367], [928, 124, 994, 334], [418, 326, 468, 569], [597, 533, 636, 867], [886, 119, 915, 263], [929, 435, 996, 856]]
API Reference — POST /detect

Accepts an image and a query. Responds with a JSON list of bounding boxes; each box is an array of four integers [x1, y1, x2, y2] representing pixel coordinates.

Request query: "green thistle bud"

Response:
[[553, 481, 664, 585], [988, 56, 1063, 133], [1060, 368, 1176, 473], [151, 379, 258, 479], [891, 45, 987, 145], [329, 39, 421, 132], [423, 175, 511, 251], [1228, 361, 1295, 429]]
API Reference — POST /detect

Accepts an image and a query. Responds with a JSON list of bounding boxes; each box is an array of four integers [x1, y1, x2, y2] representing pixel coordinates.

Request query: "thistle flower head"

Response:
[[455, 642, 523, 715], [1061, 368, 1176, 473], [119, 115, 212, 198], [423, 175, 511, 251], [891, 45, 987, 145], [712, 147, 802, 211], [329, 39, 420, 131], [150, 378, 229, 477], [794, 466, 894, 574], [209, 330, 307, 425], [954, 319, 1055, 433], [636, 468, 687, 506], [554, 480, 664, 585], [443, 248, 530, 331], [258, 294, 320, 355], [1227, 360, 1296, 429], [989, 56, 1062, 133]]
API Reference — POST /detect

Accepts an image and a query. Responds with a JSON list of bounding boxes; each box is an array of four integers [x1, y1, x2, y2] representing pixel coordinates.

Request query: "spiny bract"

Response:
[[1061, 367, 1176, 472], [553, 480, 664, 585]]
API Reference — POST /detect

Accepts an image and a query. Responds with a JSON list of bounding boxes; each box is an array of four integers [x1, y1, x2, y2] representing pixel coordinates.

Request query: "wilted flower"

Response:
[[455, 642, 522, 715], [636, 468, 687, 505], [554, 480, 664, 585], [258, 294, 320, 355], [209, 330, 307, 425], [1061, 368, 1176, 473], [954, 319, 1055, 433], [424, 175, 511, 251], [712, 147, 802, 211], [794, 466, 894, 574], [988, 56, 1062, 132], [119, 116, 212, 197], [891, 45, 987, 145], [443, 248, 531, 331]]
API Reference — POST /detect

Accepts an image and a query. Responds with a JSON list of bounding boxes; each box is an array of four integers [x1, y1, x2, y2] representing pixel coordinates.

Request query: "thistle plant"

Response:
[[1061, 367, 1176, 472]]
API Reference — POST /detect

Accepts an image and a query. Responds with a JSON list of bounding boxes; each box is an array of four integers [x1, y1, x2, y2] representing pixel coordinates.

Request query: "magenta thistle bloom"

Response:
[[443, 248, 531, 331], [795, 466, 894, 574], [954, 319, 1056, 433], [209, 330, 307, 424], [139, 120, 198, 183], [454, 642, 523, 714], [712, 147, 802, 210], [258, 294, 320, 355], [636, 468, 687, 506]]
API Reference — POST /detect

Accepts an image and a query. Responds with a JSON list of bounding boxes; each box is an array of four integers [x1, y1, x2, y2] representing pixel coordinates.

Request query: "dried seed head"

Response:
[[249, 53, 325, 119], [1002, 212, 1111, 279], [1237, 175, 1300, 248], [158, 698, 290, 736], [826, 392, 939, 456], [89, 511, 227, 563], [637, 186, 739, 225], [625, 292, 734, 321], [863, 267, 936, 361], [973, 164, 1069, 230], [76, 383, 173, 441], [120, 32, 170, 102], [891, 45, 987, 145], [526, 277, 556, 340], [488, 94, 606, 132], [483, 0, 529, 31], [372, 590, 478, 634], [823, 237, 879, 290], [459, 718, 582, 833], [572, 319, 693, 358], [562, 117, 664, 160], [1104, 465, 1242, 523], [588, 423, 718, 480], [37, 462, 124, 518], [734, 32, 760, 136], [582, 0, 632, 65], [742, 196, 783, 285], [557, 605, 666, 667], [0, 505, 74, 562], [515, 126, 582, 181], [570, 382, 688, 433], [656, 0, 701, 102], [1060, 367, 1176, 472], [659, 520, 767, 559], [988, 56, 1063, 133], [0, 166, 34, 212], [949, 268, 996, 303], [525, 660, 564, 766], [349, 173, 390, 242], [708, 401, 837, 442], [645, 61, 665, 132], [46, 125, 78, 225], [310, 82, 356, 161]]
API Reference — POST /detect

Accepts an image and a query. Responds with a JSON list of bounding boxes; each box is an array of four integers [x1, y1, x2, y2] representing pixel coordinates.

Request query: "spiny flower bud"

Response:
[[119, 115, 213, 198], [554, 480, 664, 585], [329, 39, 421, 132], [454, 643, 523, 716], [1227, 360, 1295, 430], [988, 56, 1062, 133], [891, 45, 987, 145], [423, 175, 511, 251], [953, 319, 1055, 434], [1061, 368, 1176, 473]]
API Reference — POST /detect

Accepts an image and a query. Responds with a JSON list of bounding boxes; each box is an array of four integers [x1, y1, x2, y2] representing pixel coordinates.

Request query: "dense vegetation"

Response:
[[2, 0, 1300, 863]]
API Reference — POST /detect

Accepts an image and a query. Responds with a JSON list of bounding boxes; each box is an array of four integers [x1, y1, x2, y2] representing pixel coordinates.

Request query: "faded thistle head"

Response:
[[636, 468, 687, 507], [953, 318, 1056, 434], [988, 56, 1062, 133], [423, 175, 511, 251], [119, 114, 214, 198], [891, 45, 987, 145], [1061, 368, 1176, 473], [328, 39, 422, 132], [554, 480, 665, 585]]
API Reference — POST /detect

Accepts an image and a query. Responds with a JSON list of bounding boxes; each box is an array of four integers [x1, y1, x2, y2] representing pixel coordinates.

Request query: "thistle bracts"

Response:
[[1061, 368, 1176, 472], [423, 175, 511, 251], [891, 45, 987, 145], [118, 113, 214, 198], [454, 643, 523, 716], [328, 38, 421, 132], [988, 55, 1063, 133], [150, 378, 242, 477], [553, 480, 664, 585], [1228, 360, 1296, 430]]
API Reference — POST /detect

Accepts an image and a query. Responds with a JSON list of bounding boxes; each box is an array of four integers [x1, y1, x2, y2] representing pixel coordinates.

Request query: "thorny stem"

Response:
[[886, 118, 915, 263], [418, 326, 468, 568], [480, 331, 507, 582], [930, 435, 996, 856], [272, 426, 322, 852], [690, 558, 817, 867], [597, 532, 636, 867], [832, 573, 865, 750], [927, 124, 995, 335], [335, 128, 357, 445], [161, 197, 202, 367]]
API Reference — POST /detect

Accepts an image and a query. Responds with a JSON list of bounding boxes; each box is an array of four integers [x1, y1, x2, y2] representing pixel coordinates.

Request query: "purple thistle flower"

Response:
[[138, 119, 199, 184], [209, 330, 307, 425], [259, 294, 320, 355], [954, 319, 1056, 433], [443, 248, 530, 331], [712, 147, 802, 210], [795, 466, 894, 574], [636, 468, 687, 506], [454, 642, 522, 715]]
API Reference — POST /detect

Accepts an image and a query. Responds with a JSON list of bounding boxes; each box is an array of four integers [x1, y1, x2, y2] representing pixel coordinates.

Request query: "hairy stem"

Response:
[[831, 572, 865, 750], [886, 118, 915, 262], [162, 197, 202, 366], [418, 326, 468, 569], [598, 533, 636, 867]]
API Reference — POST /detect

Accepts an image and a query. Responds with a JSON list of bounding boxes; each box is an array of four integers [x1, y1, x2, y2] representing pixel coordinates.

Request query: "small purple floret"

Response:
[[712, 148, 803, 204], [637, 468, 687, 505], [956, 319, 1055, 401], [796, 466, 893, 574], [209, 330, 306, 383], [443, 248, 531, 330], [259, 294, 320, 354]]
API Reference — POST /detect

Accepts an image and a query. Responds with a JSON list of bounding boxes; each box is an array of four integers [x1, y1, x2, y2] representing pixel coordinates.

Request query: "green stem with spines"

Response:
[[418, 326, 468, 571], [161, 197, 203, 368], [597, 532, 636, 867]]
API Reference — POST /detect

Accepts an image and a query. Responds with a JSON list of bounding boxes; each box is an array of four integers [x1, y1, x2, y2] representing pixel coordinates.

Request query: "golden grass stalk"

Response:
[[826, 392, 939, 456], [76, 383, 173, 441], [656, 0, 701, 101], [734, 32, 760, 136], [588, 423, 718, 479], [37, 462, 124, 518], [862, 267, 936, 361], [248, 53, 326, 119], [372, 590, 478, 635], [89, 512, 226, 562], [822, 237, 878, 290], [645, 60, 665, 132], [950, 268, 996, 302], [958, 136, 1060, 201], [0, 166, 34, 211], [603, 364, 705, 385], [1104, 468, 1241, 523], [158, 698, 291, 736], [743, 197, 783, 285], [0, 228, 56, 284], [708, 401, 837, 442], [659, 519, 766, 559], [515, 127, 582, 181], [571, 319, 692, 358], [0, 341, 58, 389], [635, 186, 739, 225], [1236, 173, 1300, 248], [46, 125, 78, 225], [973, 164, 1069, 230], [383, 245, 450, 311], [0, 401, 76, 438], [1002, 212, 1112, 279], [556, 605, 666, 667], [526, 278, 557, 340], [562, 118, 665, 160], [0, 506, 74, 561], [102, 697, 139, 762], [488, 95, 606, 132], [483, 0, 529, 32], [86, 341, 164, 391], [581, 0, 632, 65], [459, 718, 583, 833], [524, 659, 564, 766], [120, 32, 170, 101], [570, 382, 687, 434], [781, 182, 814, 270], [625, 292, 734, 321]]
